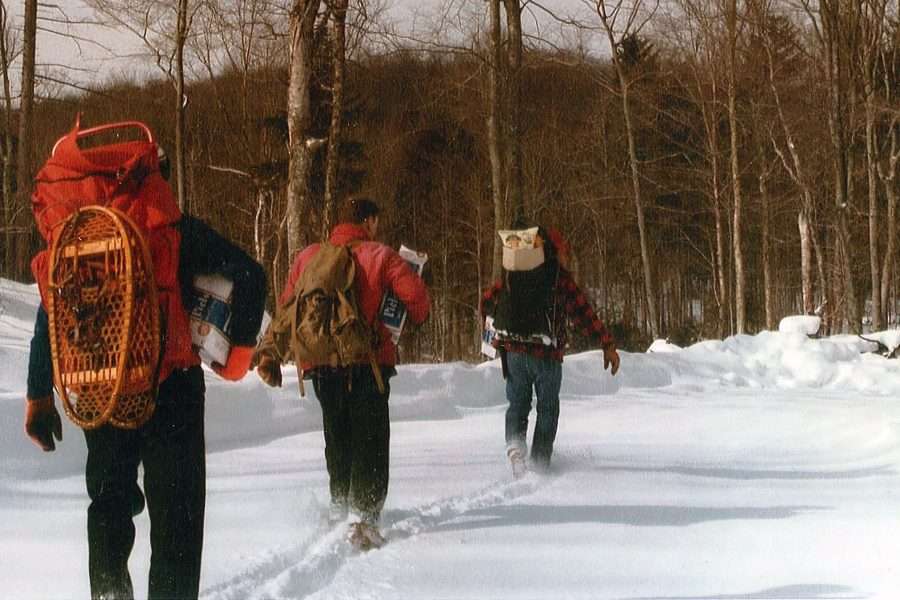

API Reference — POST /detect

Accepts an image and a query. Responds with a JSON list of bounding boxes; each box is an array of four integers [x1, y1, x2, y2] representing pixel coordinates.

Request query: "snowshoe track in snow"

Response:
[[200, 474, 548, 600]]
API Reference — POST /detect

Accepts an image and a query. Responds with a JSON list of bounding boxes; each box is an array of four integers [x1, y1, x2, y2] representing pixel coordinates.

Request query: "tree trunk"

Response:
[[322, 0, 347, 239], [822, 0, 860, 332], [879, 122, 899, 320], [15, 0, 37, 281], [597, 2, 659, 338], [765, 28, 817, 316], [487, 0, 505, 281], [174, 0, 189, 211], [866, 96, 881, 329], [286, 0, 322, 257], [760, 168, 774, 330], [619, 80, 658, 337], [502, 0, 524, 224], [727, 0, 746, 334], [798, 208, 814, 315], [0, 3, 14, 277]]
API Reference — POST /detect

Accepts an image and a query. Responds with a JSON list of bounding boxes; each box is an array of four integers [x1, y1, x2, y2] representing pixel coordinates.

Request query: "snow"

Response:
[[2, 278, 900, 599], [779, 315, 822, 336], [647, 339, 682, 353]]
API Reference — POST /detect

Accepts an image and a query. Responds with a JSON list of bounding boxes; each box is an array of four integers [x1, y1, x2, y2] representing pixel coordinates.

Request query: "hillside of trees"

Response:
[[1, 1, 898, 362]]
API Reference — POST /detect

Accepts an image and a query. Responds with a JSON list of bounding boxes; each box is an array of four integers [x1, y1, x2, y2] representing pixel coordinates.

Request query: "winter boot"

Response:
[[347, 521, 386, 551], [507, 446, 527, 480]]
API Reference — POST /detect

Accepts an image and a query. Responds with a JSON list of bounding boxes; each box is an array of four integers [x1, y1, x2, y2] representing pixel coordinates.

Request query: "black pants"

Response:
[[84, 366, 206, 600], [312, 366, 392, 524]]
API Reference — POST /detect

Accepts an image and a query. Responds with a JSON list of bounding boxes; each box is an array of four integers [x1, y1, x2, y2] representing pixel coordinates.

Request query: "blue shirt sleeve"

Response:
[[27, 304, 54, 399]]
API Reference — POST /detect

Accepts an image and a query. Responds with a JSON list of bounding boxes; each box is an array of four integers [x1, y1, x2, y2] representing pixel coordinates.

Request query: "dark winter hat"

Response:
[[341, 196, 380, 224]]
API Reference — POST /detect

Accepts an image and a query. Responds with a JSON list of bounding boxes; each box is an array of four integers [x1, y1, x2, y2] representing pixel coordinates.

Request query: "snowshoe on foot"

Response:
[[347, 521, 386, 551], [507, 446, 527, 479]]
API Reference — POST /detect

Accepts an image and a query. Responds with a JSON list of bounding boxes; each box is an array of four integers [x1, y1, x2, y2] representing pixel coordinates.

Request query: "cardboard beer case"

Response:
[[380, 245, 428, 345], [188, 273, 270, 366]]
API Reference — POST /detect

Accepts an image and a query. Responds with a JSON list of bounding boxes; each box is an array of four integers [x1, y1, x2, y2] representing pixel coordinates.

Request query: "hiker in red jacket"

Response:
[[257, 197, 430, 549]]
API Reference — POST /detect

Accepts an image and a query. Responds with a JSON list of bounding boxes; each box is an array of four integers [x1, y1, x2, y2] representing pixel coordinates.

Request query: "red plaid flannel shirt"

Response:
[[480, 270, 614, 362]]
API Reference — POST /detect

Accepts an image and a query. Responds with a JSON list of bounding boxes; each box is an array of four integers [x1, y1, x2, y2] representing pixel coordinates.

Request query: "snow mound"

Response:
[[647, 339, 681, 353], [778, 315, 821, 336]]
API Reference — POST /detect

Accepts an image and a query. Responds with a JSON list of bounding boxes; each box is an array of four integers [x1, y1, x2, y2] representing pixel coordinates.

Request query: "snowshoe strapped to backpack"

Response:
[[31, 118, 192, 429]]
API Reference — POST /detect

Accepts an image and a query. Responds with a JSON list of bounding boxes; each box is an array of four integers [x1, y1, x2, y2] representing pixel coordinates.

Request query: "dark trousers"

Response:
[[312, 366, 391, 524], [505, 351, 563, 467], [84, 366, 206, 600]]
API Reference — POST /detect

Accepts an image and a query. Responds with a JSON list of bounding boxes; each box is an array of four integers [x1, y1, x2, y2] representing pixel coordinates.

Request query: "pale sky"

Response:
[[25, 0, 607, 95]]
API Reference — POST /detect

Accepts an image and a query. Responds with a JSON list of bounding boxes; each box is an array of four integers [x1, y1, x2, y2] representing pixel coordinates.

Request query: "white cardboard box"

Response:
[[380, 245, 428, 345], [188, 273, 270, 366]]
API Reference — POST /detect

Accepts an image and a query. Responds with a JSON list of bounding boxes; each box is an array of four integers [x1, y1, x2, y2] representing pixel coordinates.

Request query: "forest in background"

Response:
[[0, 0, 898, 362]]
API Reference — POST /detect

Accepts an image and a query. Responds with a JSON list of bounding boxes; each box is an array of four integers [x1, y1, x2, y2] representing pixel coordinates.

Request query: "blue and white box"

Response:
[[380, 245, 428, 345]]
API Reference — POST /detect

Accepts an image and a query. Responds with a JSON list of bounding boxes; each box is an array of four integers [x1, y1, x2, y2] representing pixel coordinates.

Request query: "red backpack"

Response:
[[30, 119, 196, 429]]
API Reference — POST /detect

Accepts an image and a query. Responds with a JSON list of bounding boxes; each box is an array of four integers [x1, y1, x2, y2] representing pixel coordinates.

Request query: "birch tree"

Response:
[[596, 0, 660, 338]]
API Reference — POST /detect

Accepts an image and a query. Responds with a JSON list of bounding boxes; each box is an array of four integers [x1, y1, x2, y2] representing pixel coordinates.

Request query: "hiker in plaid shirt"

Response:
[[481, 227, 619, 475]]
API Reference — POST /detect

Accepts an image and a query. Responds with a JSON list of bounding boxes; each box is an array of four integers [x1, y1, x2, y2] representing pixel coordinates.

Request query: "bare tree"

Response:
[[286, 0, 324, 256], [725, 0, 747, 333], [14, 0, 37, 280], [322, 0, 348, 237], [797, 0, 860, 332], [876, 16, 900, 323], [502, 0, 524, 224], [86, 0, 199, 210], [859, 0, 889, 329], [0, 2, 20, 277], [595, 0, 660, 338], [669, 0, 734, 336], [487, 0, 505, 280]]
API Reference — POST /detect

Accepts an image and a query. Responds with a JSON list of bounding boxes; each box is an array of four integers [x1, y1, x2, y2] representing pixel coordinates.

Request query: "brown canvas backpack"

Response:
[[269, 241, 384, 395]]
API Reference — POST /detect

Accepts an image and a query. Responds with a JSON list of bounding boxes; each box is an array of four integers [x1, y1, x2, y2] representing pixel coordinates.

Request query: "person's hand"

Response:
[[602, 343, 620, 376], [256, 353, 283, 387], [212, 346, 256, 381], [24, 396, 62, 452]]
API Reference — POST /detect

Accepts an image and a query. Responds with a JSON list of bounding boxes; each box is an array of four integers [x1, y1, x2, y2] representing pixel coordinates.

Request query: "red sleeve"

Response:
[[480, 280, 503, 320], [278, 245, 317, 306], [383, 249, 431, 324], [559, 273, 614, 348]]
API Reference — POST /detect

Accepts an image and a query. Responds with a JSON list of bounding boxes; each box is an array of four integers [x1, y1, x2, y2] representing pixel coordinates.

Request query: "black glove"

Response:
[[24, 396, 63, 452]]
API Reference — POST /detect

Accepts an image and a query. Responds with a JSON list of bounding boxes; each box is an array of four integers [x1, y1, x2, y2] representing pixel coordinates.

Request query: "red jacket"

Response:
[[280, 223, 430, 368]]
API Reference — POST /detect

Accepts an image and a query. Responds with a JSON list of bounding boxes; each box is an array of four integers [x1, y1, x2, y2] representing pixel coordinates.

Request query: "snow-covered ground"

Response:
[[2, 277, 899, 600]]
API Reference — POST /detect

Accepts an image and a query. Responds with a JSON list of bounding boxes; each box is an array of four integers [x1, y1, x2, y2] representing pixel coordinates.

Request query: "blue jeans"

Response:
[[505, 351, 563, 467]]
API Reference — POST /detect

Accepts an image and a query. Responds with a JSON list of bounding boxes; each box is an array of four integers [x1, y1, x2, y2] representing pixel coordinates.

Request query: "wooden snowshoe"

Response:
[[347, 522, 386, 551], [47, 205, 160, 430]]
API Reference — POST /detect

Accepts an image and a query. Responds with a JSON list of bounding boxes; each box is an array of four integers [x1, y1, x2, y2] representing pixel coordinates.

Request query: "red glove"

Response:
[[212, 346, 256, 381], [24, 396, 63, 452], [602, 343, 620, 376]]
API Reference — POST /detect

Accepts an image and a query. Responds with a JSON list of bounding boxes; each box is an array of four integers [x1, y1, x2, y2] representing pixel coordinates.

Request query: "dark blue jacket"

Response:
[[27, 215, 266, 399]]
